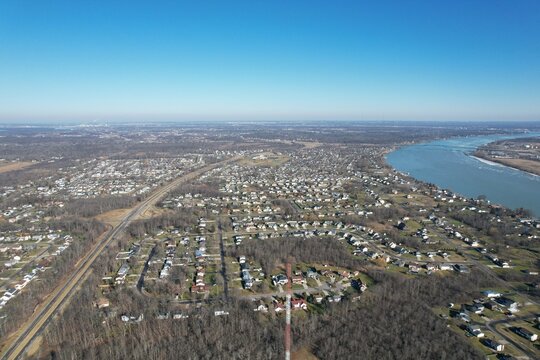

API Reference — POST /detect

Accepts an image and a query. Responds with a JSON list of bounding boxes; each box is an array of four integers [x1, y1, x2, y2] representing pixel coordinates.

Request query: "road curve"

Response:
[[485, 315, 538, 359], [0, 156, 240, 360]]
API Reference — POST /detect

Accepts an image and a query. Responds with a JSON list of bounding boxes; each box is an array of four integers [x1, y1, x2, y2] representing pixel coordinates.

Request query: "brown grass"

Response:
[[492, 158, 540, 176], [297, 141, 323, 149], [140, 206, 169, 219], [94, 206, 169, 225], [94, 208, 132, 225], [0, 161, 35, 174], [238, 152, 290, 167], [24, 335, 43, 358], [292, 347, 319, 360]]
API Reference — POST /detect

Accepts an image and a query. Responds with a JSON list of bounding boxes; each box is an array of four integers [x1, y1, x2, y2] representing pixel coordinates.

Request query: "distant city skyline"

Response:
[[1, 1, 539, 122]]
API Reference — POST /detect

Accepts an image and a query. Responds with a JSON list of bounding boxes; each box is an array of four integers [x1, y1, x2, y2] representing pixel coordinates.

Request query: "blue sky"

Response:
[[0, 1, 539, 122]]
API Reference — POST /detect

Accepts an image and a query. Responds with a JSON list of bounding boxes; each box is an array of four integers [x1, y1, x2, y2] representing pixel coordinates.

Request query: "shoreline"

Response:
[[386, 132, 540, 218], [472, 153, 540, 178]]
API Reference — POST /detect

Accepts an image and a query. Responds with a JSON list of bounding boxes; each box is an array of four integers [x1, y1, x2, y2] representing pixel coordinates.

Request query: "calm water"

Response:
[[386, 133, 540, 216]]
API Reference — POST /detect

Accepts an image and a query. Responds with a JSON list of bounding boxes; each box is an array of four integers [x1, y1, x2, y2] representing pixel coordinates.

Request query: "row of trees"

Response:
[[52, 195, 138, 218], [40, 262, 495, 359], [293, 270, 494, 360], [228, 236, 366, 275], [127, 209, 203, 238]]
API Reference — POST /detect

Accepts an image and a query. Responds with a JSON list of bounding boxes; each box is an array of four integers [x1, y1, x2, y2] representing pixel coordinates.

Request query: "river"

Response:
[[386, 133, 540, 216]]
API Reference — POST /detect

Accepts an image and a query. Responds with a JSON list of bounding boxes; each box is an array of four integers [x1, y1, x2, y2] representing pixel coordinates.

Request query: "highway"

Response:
[[0, 156, 240, 360]]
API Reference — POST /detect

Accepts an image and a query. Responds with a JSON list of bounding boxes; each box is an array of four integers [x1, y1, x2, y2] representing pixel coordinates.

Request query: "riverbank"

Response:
[[386, 133, 540, 217], [472, 152, 540, 177]]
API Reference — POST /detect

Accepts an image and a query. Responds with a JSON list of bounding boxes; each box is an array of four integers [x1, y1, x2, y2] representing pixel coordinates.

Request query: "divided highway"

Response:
[[1, 156, 240, 360]]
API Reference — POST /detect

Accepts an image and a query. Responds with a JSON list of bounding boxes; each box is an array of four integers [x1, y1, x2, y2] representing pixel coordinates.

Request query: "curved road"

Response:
[[0, 156, 240, 360], [485, 315, 538, 359]]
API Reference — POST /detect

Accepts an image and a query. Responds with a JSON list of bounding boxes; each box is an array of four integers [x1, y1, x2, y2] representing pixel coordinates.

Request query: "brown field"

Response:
[[297, 141, 323, 149], [490, 158, 540, 176], [24, 335, 42, 358], [292, 347, 318, 360], [0, 161, 35, 174], [238, 152, 290, 167], [141, 205, 169, 219], [94, 208, 132, 226], [94, 206, 169, 225]]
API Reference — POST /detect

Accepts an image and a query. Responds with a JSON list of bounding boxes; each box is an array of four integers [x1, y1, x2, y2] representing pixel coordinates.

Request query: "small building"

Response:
[[466, 325, 485, 338], [95, 297, 110, 309], [514, 327, 538, 341], [482, 338, 504, 352], [115, 263, 130, 284], [291, 298, 307, 310], [272, 274, 289, 286]]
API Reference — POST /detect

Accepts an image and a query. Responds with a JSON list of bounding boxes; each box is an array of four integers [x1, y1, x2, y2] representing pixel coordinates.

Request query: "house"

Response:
[[191, 284, 209, 294], [94, 297, 110, 309], [425, 263, 437, 272], [483, 290, 502, 298], [457, 312, 470, 323], [466, 325, 485, 338], [466, 303, 484, 314], [242, 269, 253, 289], [120, 314, 144, 323], [115, 263, 130, 284], [272, 274, 289, 286], [495, 259, 510, 268], [453, 264, 470, 273], [439, 264, 453, 271], [351, 279, 367, 292], [156, 312, 170, 320], [253, 301, 268, 313], [291, 298, 307, 310], [482, 338, 504, 352], [274, 302, 286, 313], [408, 263, 420, 273], [496, 297, 519, 312], [312, 293, 324, 304], [291, 274, 305, 285], [173, 313, 189, 320], [306, 269, 319, 279], [514, 327, 538, 341]]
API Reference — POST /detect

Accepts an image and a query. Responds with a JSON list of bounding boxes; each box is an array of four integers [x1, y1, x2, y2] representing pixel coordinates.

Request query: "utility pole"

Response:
[[285, 262, 292, 360]]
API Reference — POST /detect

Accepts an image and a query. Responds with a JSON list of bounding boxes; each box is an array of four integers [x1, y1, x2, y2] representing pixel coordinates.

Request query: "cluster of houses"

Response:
[[448, 290, 539, 353], [191, 236, 210, 294], [239, 256, 253, 289], [0, 229, 73, 309], [159, 242, 176, 279], [232, 217, 348, 241], [89, 143, 540, 353], [0, 264, 45, 309], [22, 156, 202, 199]]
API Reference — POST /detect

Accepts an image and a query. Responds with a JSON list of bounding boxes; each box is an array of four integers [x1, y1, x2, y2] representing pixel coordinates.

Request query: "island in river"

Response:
[[474, 137, 540, 176]]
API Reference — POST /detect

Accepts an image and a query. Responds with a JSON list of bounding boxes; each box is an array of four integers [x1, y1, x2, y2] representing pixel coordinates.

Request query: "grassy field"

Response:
[[0, 161, 35, 174]]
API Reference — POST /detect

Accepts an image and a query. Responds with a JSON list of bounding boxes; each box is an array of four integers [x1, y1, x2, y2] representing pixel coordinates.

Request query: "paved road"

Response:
[[136, 245, 156, 292], [0, 156, 240, 360], [218, 219, 229, 300], [239, 284, 336, 300], [484, 315, 538, 359]]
